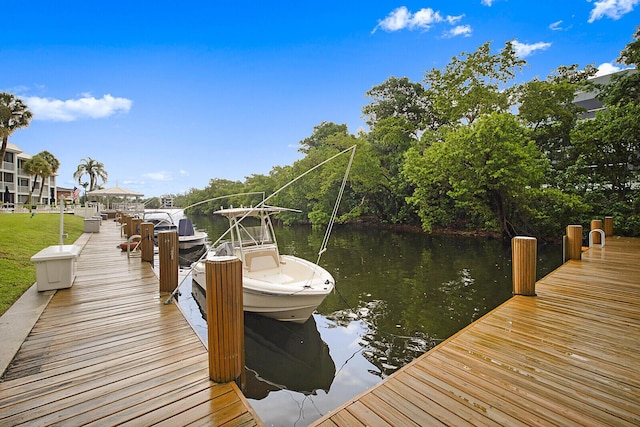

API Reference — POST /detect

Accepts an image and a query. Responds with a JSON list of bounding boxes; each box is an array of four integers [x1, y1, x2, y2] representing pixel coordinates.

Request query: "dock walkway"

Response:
[[313, 236, 640, 426], [0, 221, 261, 426]]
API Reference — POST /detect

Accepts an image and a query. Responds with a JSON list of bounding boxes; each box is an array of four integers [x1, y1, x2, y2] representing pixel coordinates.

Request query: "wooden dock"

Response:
[[312, 236, 640, 426], [0, 221, 262, 426]]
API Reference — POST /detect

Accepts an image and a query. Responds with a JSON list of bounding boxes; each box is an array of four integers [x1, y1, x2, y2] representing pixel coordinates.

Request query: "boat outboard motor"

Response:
[[178, 218, 195, 237]]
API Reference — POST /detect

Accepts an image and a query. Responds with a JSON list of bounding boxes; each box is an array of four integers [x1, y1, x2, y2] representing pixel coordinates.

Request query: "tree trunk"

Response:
[[37, 176, 46, 204], [30, 176, 39, 205], [0, 134, 8, 169]]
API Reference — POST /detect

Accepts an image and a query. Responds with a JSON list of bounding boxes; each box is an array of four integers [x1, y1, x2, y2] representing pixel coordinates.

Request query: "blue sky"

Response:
[[3, 1, 639, 197]]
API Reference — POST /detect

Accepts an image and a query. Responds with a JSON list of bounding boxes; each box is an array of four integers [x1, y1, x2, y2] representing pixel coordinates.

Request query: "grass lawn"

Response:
[[0, 213, 84, 316]]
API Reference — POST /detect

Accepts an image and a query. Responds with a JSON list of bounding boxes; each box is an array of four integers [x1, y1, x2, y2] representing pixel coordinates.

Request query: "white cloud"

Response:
[[481, 0, 495, 5], [25, 94, 132, 122], [511, 39, 552, 58], [549, 20, 563, 30], [444, 25, 473, 38], [373, 6, 466, 33], [588, 0, 639, 23], [143, 171, 173, 181], [594, 62, 623, 76], [446, 15, 464, 25], [411, 8, 444, 29]]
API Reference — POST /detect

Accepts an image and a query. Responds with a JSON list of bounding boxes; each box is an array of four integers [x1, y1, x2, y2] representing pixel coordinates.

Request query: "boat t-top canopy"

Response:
[[213, 205, 301, 219], [213, 206, 300, 250]]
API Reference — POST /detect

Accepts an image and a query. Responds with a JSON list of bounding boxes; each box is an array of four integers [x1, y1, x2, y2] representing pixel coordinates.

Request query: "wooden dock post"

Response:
[[604, 216, 614, 237], [120, 214, 130, 237], [205, 257, 245, 384], [512, 236, 537, 296], [158, 230, 178, 292], [566, 225, 583, 261], [131, 218, 142, 238], [591, 219, 603, 245], [140, 222, 155, 263]]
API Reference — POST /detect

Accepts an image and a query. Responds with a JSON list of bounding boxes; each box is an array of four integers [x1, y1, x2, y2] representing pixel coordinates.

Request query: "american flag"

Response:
[[72, 187, 81, 201]]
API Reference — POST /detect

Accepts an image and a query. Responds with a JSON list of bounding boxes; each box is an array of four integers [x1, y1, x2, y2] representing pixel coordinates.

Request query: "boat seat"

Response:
[[244, 248, 280, 272]]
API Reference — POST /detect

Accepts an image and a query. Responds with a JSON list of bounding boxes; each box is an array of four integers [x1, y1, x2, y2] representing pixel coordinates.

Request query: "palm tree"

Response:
[[35, 151, 60, 204], [0, 93, 33, 166], [74, 157, 108, 192], [23, 154, 52, 205]]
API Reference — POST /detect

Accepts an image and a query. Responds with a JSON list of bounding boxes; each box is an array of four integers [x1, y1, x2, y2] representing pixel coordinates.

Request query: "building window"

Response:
[[3, 152, 14, 163], [3, 172, 13, 183]]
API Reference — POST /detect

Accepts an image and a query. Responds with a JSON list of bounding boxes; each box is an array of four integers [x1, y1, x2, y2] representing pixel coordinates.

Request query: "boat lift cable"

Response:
[[254, 145, 357, 211], [316, 145, 356, 266]]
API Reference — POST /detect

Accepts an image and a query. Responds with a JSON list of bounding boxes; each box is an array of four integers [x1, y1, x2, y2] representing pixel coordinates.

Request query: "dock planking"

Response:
[[0, 221, 262, 426], [312, 236, 640, 426]]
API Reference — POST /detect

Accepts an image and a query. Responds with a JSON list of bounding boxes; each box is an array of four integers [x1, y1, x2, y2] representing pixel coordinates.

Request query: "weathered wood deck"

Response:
[[0, 221, 262, 426], [313, 236, 640, 426]]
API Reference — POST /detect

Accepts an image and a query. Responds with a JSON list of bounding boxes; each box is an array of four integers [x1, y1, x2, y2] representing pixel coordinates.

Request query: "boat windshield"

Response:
[[235, 224, 273, 246]]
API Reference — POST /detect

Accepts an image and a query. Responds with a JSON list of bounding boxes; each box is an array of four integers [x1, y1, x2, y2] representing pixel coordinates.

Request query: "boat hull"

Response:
[[192, 255, 334, 323], [178, 232, 207, 250]]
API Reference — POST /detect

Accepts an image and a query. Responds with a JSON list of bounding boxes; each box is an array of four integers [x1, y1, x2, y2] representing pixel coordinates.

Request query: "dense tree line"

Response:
[[180, 28, 640, 239]]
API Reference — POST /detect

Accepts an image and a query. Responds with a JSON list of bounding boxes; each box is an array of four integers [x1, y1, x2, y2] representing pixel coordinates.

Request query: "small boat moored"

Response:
[[191, 206, 335, 323], [143, 210, 207, 249]]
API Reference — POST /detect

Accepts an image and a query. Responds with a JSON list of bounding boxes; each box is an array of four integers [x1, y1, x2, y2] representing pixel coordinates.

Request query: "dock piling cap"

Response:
[[205, 255, 238, 262]]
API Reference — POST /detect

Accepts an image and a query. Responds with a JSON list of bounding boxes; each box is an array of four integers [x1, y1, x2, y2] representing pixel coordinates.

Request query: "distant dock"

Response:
[[312, 236, 640, 426], [0, 221, 262, 426]]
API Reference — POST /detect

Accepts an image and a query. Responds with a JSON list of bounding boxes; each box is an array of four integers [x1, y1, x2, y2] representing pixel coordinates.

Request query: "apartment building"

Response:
[[574, 68, 636, 119], [1, 143, 57, 207]]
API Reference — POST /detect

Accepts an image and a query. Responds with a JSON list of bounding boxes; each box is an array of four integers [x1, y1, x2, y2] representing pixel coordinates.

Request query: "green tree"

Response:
[[571, 103, 640, 201], [364, 116, 417, 223], [600, 27, 640, 106], [293, 133, 358, 225], [362, 76, 426, 133], [182, 178, 246, 215], [405, 113, 547, 237], [23, 154, 52, 205], [0, 93, 33, 166], [517, 65, 596, 183], [35, 151, 60, 203], [422, 41, 525, 129], [73, 157, 108, 192], [298, 121, 350, 154]]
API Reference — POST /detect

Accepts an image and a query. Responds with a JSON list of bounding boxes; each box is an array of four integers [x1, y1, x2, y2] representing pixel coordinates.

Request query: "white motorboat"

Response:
[[176, 218, 208, 249], [191, 206, 335, 323], [143, 210, 207, 249]]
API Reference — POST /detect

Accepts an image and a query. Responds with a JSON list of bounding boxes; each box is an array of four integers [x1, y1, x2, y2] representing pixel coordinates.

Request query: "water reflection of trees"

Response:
[[325, 247, 511, 379], [326, 299, 442, 378]]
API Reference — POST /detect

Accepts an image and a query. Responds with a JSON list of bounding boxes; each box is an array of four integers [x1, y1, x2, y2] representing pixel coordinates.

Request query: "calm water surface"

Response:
[[170, 215, 562, 427]]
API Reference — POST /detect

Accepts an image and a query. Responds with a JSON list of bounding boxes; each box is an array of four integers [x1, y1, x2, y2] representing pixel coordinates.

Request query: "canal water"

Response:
[[171, 215, 562, 426]]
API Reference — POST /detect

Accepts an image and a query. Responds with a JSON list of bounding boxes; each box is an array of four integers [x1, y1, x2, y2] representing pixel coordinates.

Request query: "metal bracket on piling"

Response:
[[589, 229, 606, 248], [127, 234, 142, 259]]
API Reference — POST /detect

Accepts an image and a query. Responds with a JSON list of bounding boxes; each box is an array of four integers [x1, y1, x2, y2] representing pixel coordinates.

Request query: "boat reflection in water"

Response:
[[242, 312, 335, 399], [191, 285, 335, 400]]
